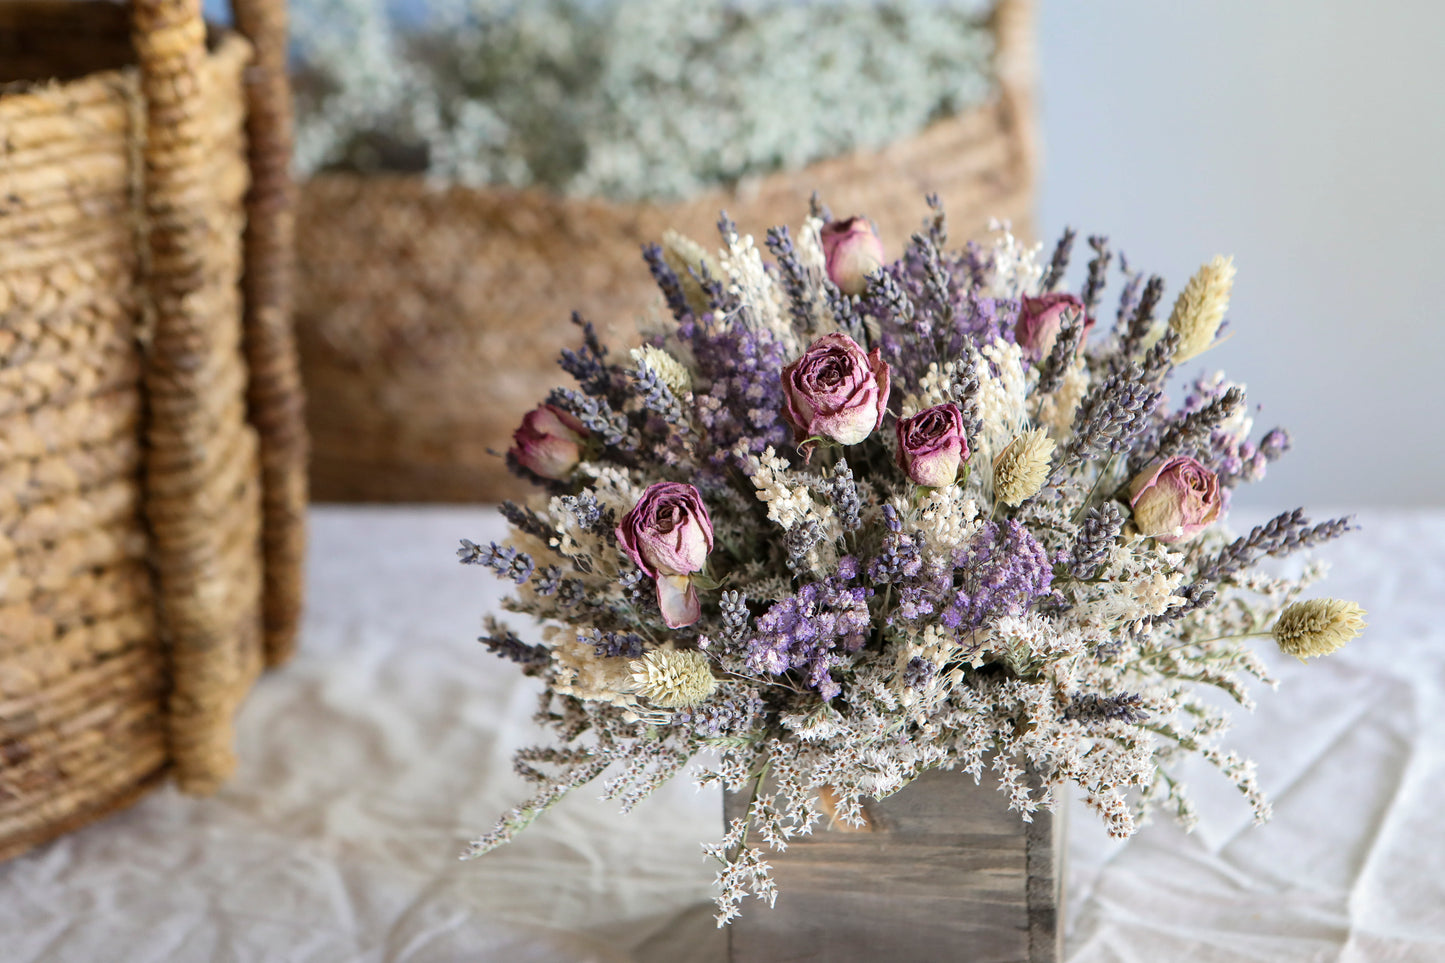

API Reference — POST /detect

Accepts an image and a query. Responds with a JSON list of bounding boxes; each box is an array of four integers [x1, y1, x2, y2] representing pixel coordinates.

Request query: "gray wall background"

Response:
[[1036, 1, 1445, 508]]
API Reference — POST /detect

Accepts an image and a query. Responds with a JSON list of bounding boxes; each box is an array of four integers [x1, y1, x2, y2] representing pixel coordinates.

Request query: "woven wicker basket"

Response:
[[0, 0, 306, 860], [297, 0, 1036, 503]]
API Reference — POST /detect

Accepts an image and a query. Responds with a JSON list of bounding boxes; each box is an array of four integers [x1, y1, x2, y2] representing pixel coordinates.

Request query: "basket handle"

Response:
[[129, 0, 306, 672]]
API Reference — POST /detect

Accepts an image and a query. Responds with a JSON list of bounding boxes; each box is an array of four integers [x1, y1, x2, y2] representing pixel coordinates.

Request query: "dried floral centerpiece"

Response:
[[460, 197, 1366, 926]]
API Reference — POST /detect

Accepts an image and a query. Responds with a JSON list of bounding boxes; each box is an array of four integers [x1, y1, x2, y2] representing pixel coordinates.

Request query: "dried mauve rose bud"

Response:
[[895, 403, 968, 487], [821, 216, 886, 297], [509, 405, 588, 480], [615, 482, 715, 628], [1127, 455, 1221, 542], [780, 333, 891, 456]]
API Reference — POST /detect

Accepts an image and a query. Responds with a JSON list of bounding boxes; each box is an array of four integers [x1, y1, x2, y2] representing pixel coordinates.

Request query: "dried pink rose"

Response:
[[1127, 455, 1222, 542], [1014, 292, 1093, 360], [781, 333, 891, 454], [895, 403, 968, 487], [509, 405, 588, 480], [616, 482, 714, 628], [821, 216, 886, 296]]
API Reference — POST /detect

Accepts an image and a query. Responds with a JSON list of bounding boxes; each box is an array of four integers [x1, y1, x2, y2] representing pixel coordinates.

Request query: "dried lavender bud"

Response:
[[1199, 510, 1355, 582], [719, 590, 752, 647], [784, 518, 826, 575], [642, 243, 690, 321], [829, 458, 863, 532], [809, 191, 832, 224], [1259, 428, 1291, 462], [556, 492, 616, 537], [459, 539, 535, 584], [902, 656, 937, 691], [557, 578, 589, 608], [765, 225, 815, 333], [534, 565, 563, 597], [1081, 235, 1112, 315], [1039, 227, 1077, 292], [864, 267, 915, 326], [1064, 692, 1147, 726], [909, 231, 955, 328], [634, 362, 685, 424], [547, 386, 633, 450], [1035, 310, 1083, 394], [1070, 502, 1124, 579], [1117, 274, 1164, 357], [1149, 387, 1246, 465], [925, 192, 948, 249], [558, 313, 613, 397], [480, 618, 548, 674], [587, 629, 645, 660], [1060, 363, 1162, 467], [1140, 331, 1179, 384], [1113, 265, 1143, 332], [618, 568, 650, 606], [500, 501, 557, 543], [717, 210, 738, 246]]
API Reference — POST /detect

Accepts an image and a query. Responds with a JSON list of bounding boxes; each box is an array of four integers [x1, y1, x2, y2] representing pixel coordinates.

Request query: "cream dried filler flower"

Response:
[[460, 204, 1361, 927], [993, 428, 1055, 506], [1273, 599, 1368, 660]]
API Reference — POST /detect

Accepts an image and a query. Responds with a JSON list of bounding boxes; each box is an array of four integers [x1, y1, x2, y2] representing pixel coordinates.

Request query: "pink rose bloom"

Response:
[[509, 405, 588, 480], [1014, 292, 1093, 360], [1127, 455, 1222, 542], [895, 403, 968, 487], [616, 482, 715, 628], [781, 333, 891, 455], [821, 216, 886, 296]]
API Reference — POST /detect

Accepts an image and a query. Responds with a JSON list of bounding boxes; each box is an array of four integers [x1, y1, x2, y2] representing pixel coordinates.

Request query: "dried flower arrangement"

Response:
[[460, 197, 1366, 924], [290, 0, 995, 200]]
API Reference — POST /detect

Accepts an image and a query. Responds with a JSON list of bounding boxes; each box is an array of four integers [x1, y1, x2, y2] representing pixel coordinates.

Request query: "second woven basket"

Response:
[[0, 0, 305, 860]]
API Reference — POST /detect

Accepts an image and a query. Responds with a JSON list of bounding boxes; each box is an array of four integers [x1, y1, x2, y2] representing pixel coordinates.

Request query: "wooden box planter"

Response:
[[724, 769, 1063, 963], [295, 0, 1037, 504], [0, 0, 306, 859]]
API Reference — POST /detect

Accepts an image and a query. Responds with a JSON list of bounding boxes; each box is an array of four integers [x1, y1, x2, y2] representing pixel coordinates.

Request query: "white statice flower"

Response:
[[743, 446, 816, 531], [900, 360, 965, 418], [985, 219, 1044, 299], [972, 339, 1029, 471], [905, 485, 982, 554]]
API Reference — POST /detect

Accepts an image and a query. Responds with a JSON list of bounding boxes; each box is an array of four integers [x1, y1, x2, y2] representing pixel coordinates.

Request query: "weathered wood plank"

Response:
[[725, 768, 1062, 963]]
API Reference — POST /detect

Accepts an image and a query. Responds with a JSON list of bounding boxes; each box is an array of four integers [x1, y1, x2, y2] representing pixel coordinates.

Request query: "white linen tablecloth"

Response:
[[2, 506, 1441, 962]]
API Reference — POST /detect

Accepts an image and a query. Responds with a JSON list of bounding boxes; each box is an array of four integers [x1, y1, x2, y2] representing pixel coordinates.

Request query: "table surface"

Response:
[[2, 506, 1442, 962]]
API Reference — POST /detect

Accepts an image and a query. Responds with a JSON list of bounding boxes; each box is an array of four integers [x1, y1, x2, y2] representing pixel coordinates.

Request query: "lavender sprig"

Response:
[[1198, 510, 1355, 583], [1039, 227, 1077, 292], [642, 243, 690, 321], [459, 539, 535, 584], [1069, 502, 1124, 579], [1081, 235, 1112, 315], [1058, 363, 1162, 468], [479, 618, 549, 675], [765, 225, 816, 333]]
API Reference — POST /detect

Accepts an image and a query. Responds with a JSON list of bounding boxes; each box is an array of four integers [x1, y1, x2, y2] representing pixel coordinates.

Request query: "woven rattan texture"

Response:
[[296, 0, 1036, 503], [0, 0, 304, 861]]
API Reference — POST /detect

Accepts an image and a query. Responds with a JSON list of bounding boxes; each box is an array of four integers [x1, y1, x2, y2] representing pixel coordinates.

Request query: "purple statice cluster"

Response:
[[890, 521, 1057, 636], [745, 559, 872, 700]]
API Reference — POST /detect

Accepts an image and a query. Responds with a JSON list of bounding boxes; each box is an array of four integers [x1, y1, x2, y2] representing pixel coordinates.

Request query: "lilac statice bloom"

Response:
[[746, 565, 872, 700], [889, 521, 1055, 637]]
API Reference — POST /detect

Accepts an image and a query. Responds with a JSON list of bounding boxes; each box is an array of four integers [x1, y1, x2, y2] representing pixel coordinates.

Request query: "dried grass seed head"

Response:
[[1273, 598, 1366, 660], [993, 427, 1056, 507], [630, 645, 718, 708], [1168, 255, 1235, 364]]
